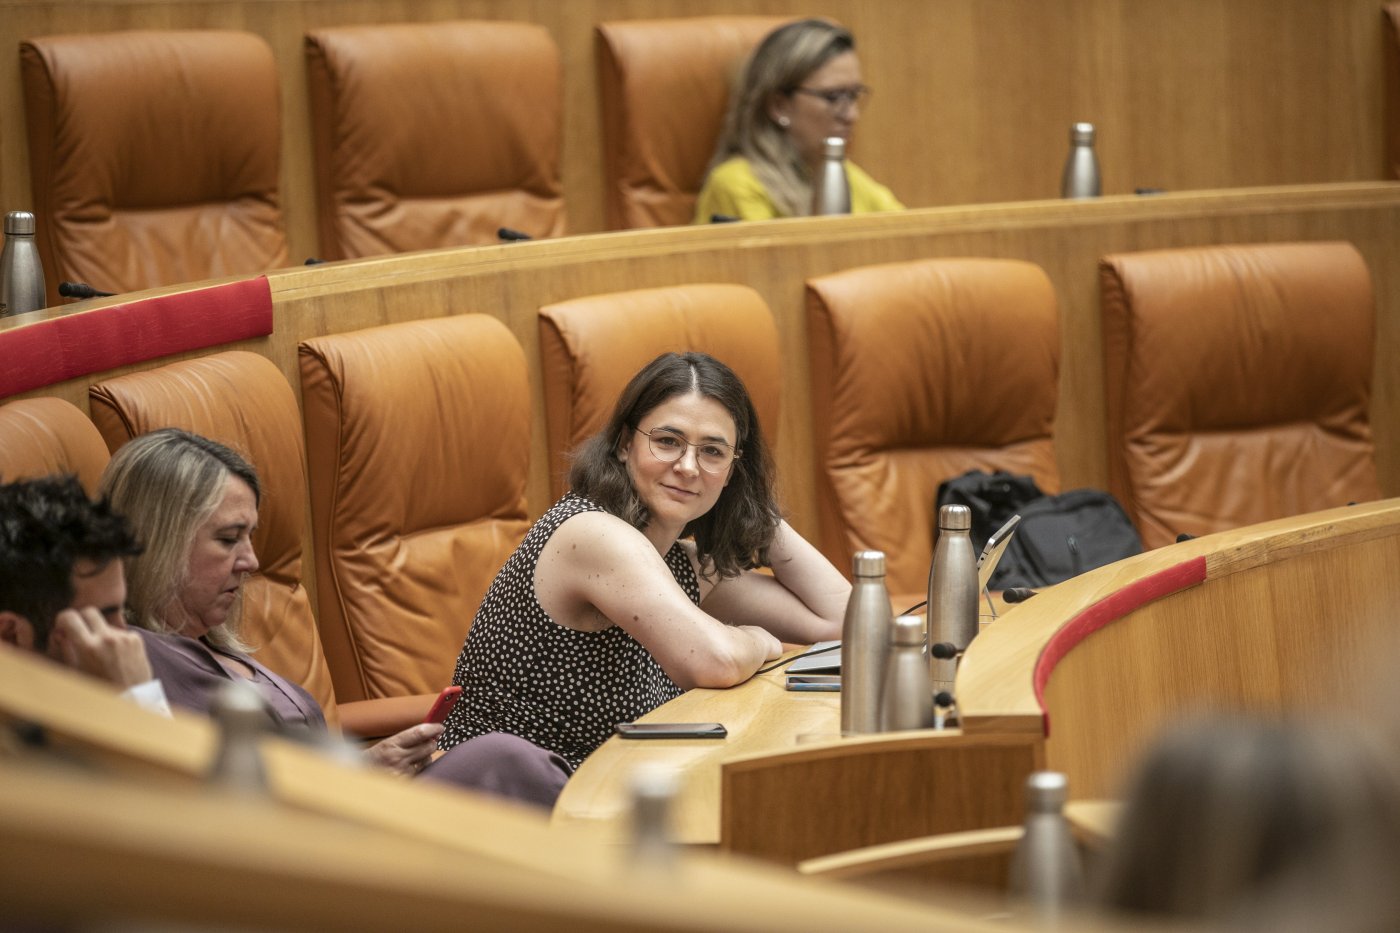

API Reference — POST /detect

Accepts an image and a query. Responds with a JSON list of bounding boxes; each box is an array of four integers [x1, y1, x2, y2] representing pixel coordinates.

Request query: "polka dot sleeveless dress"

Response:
[[438, 492, 693, 770]]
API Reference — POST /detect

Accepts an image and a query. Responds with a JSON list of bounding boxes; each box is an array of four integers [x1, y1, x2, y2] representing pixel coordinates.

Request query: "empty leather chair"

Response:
[[596, 16, 791, 229], [539, 283, 782, 499], [299, 315, 531, 714], [1100, 241, 1380, 549], [806, 259, 1061, 595], [21, 30, 289, 304], [305, 21, 565, 259], [0, 397, 110, 491], [87, 352, 345, 726]]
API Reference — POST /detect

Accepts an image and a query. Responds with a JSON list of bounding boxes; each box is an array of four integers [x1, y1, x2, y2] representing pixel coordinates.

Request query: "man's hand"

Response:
[[47, 607, 153, 688]]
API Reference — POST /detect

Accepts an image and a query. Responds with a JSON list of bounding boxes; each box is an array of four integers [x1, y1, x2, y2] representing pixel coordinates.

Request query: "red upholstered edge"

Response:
[[1032, 556, 1208, 738], [0, 276, 274, 400]]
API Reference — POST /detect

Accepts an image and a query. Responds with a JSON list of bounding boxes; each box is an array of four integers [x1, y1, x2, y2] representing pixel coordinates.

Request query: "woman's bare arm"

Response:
[[698, 520, 850, 644], [536, 512, 782, 690]]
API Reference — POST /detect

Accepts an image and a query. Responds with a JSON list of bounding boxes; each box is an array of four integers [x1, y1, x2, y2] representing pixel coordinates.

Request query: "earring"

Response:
[[777, 116, 791, 127]]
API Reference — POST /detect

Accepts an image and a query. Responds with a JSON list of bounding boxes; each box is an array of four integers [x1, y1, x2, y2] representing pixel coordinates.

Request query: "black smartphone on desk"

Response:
[[614, 722, 728, 739]]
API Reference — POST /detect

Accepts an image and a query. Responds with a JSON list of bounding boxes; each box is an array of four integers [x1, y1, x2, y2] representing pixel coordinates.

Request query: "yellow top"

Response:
[[693, 156, 905, 223]]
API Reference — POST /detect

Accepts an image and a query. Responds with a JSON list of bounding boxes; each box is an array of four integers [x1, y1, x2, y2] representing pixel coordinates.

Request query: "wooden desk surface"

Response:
[[553, 654, 841, 844]]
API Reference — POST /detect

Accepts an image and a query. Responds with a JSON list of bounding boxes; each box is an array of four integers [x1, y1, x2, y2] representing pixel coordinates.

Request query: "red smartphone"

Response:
[[423, 685, 463, 724]]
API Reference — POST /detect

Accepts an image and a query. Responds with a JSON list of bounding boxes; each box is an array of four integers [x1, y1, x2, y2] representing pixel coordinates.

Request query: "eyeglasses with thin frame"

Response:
[[636, 427, 740, 474], [790, 84, 872, 111]]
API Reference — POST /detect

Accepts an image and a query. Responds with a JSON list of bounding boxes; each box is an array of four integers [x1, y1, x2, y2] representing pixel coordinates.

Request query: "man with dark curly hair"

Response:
[[0, 474, 166, 711]]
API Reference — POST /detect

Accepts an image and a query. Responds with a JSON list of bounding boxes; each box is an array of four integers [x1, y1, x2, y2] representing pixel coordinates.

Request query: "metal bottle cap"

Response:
[[1025, 770, 1069, 812], [4, 211, 36, 236], [851, 550, 886, 577], [1070, 122, 1096, 145], [891, 614, 924, 647], [822, 136, 846, 159], [937, 503, 972, 532]]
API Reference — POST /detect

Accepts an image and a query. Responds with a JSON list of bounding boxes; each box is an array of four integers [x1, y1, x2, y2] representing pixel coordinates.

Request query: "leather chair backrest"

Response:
[[298, 315, 531, 703], [20, 30, 288, 305], [806, 259, 1061, 594], [0, 397, 110, 492], [539, 283, 781, 500], [88, 351, 338, 721], [596, 16, 791, 230], [1100, 241, 1380, 549], [305, 21, 565, 260]]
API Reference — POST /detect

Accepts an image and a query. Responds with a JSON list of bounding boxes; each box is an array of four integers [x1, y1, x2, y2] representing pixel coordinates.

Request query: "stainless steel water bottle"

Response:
[[0, 210, 47, 317], [840, 550, 894, 735], [811, 136, 852, 215], [928, 503, 978, 696], [1060, 122, 1101, 199], [879, 614, 934, 731], [629, 763, 679, 869], [207, 680, 273, 794], [1008, 771, 1086, 928]]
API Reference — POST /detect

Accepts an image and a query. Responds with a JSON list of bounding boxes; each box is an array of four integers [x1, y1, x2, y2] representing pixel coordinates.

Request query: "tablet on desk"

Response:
[[785, 640, 841, 674]]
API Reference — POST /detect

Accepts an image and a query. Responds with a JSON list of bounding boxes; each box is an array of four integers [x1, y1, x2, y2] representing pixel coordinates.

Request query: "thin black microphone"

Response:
[[930, 642, 960, 660], [58, 281, 115, 300], [709, 213, 739, 224], [1003, 587, 1038, 604], [1175, 533, 1196, 543], [498, 227, 532, 242]]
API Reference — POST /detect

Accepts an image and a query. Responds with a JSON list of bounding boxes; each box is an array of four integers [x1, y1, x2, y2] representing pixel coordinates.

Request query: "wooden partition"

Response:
[[0, 0, 1388, 260], [4, 184, 1397, 550], [958, 498, 1400, 801]]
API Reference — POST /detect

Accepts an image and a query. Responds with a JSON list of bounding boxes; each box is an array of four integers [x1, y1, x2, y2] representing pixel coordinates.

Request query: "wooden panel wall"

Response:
[[0, 0, 1388, 262], [6, 184, 1399, 551]]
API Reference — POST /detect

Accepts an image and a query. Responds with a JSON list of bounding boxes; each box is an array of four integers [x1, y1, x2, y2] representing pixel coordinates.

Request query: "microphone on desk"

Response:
[[709, 214, 739, 224], [930, 642, 960, 660], [1175, 533, 1196, 543], [1003, 587, 1039, 604], [58, 281, 115, 300], [498, 227, 533, 242]]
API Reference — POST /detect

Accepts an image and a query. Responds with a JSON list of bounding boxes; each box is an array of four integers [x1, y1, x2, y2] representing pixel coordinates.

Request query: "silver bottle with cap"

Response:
[[879, 614, 934, 731], [811, 136, 852, 215], [927, 503, 979, 695], [840, 549, 894, 735], [1060, 122, 1101, 199], [1, 210, 47, 317], [207, 679, 273, 794], [1008, 771, 1085, 927], [629, 763, 679, 870]]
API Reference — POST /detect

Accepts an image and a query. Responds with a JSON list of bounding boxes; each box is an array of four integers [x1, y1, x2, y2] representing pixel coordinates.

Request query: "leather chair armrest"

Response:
[[336, 694, 439, 740]]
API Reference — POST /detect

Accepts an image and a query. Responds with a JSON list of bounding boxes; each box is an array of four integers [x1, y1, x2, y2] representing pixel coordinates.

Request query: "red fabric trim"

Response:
[[1033, 556, 1208, 737], [0, 276, 273, 399]]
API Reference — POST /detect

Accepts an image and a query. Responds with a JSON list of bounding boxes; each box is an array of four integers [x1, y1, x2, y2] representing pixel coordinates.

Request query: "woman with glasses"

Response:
[[438, 352, 849, 771], [694, 18, 903, 223]]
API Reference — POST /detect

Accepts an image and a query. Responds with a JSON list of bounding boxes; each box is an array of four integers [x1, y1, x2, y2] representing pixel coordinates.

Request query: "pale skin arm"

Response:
[[698, 519, 850, 643], [536, 512, 782, 690]]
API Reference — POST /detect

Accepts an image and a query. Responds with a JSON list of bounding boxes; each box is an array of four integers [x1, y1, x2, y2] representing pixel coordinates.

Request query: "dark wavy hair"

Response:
[[567, 352, 781, 579], [0, 474, 143, 650]]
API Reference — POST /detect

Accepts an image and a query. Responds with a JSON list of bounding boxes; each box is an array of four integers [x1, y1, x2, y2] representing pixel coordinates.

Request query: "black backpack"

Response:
[[935, 470, 1144, 589]]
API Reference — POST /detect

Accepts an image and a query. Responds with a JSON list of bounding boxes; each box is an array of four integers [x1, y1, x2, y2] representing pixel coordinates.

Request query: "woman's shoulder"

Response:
[[846, 161, 905, 212], [694, 157, 778, 223]]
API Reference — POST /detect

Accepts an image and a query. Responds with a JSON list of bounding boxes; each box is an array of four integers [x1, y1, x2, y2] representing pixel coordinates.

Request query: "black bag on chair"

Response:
[[935, 470, 1143, 590]]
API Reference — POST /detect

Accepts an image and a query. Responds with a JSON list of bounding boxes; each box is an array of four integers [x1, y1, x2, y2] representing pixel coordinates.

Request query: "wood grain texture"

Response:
[[958, 499, 1400, 800], [0, 0, 1387, 259]]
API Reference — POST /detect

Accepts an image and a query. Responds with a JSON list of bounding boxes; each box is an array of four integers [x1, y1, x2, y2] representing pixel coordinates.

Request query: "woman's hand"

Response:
[[365, 722, 444, 776]]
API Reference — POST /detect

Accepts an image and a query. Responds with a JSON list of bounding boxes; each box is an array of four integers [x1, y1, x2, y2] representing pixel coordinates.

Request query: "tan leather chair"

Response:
[[20, 31, 289, 305], [538, 283, 781, 500], [87, 352, 347, 727], [806, 259, 1061, 596], [299, 316, 531, 715], [305, 21, 565, 260], [596, 16, 791, 229], [0, 398, 110, 491], [1100, 241, 1381, 550]]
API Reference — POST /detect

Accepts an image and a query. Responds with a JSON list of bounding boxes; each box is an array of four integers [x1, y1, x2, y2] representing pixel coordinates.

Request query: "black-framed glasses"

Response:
[[636, 427, 740, 474], [791, 84, 871, 110]]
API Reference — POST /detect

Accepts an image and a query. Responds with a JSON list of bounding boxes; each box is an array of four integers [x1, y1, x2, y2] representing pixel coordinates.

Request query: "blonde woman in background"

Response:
[[694, 18, 903, 223]]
